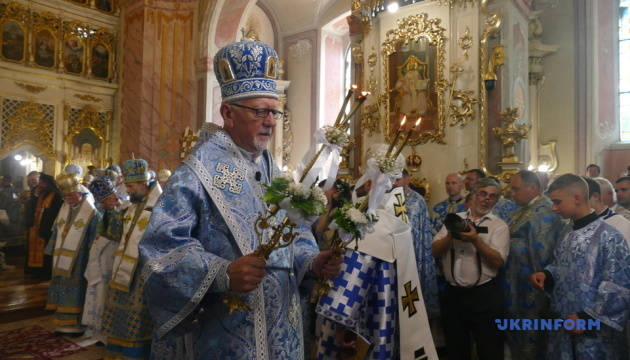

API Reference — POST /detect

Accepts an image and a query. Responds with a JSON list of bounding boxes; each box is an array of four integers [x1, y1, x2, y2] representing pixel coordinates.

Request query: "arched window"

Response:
[[319, 13, 351, 127]]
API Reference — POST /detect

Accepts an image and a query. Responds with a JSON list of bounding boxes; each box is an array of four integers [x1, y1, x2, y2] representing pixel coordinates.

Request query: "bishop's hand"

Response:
[[227, 253, 267, 293]]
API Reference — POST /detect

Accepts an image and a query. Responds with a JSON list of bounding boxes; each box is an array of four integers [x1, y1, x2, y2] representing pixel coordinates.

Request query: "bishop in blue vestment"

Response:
[[139, 40, 341, 360]]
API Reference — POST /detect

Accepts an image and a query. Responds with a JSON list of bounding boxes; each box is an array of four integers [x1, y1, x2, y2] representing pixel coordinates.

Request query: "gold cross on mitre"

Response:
[[401, 281, 419, 317]]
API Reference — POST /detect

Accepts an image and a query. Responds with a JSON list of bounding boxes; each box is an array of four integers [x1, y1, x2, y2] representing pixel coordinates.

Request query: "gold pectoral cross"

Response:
[[401, 281, 419, 317]]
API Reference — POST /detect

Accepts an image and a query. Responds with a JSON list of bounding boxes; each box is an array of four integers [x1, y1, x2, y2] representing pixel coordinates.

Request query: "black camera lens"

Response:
[[444, 213, 469, 233]]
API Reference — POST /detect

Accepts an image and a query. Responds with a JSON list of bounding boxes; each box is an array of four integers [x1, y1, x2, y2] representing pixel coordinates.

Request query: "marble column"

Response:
[[119, 0, 197, 171]]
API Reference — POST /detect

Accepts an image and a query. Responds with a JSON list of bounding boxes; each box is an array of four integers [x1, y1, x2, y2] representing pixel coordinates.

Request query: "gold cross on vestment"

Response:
[[73, 218, 85, 230], [401, 281, 419, 317], [394, 193, 408, 223], [137, 217, 149, 231]]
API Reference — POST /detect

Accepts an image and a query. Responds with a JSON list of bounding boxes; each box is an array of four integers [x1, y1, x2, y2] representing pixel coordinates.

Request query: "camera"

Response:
[[443, 213, 488, 240]]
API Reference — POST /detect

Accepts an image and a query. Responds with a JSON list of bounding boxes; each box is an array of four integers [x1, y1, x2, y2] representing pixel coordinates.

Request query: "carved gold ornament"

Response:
[[447, 59, 478, 127], [1, 100, 56, 159], [449, 90, 480, 127], [431, 0, 477, 8], [15, 82, 47, 94], [458, 27, 473, 60], [74, 94, 103, 103], [492, 108, 531, 162]]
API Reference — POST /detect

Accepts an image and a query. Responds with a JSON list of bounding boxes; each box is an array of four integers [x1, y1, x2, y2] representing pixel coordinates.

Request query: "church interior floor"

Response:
[[0, 246, 105, 359]]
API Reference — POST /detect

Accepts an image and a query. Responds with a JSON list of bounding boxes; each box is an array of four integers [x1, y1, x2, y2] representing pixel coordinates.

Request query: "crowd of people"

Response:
[[1, 39, 629, 360]]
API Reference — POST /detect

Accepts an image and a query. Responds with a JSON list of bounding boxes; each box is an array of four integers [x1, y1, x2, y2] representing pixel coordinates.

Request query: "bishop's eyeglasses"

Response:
[[230, 103, 284, 119]]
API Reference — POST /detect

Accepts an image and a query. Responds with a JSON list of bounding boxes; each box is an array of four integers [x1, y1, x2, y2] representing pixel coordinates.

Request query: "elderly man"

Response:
[[139, 40, 342, 359], [431, 172, 466, 235], [502, 170, 563, 360], [99, 159, 161, 359], [584, 177, 630, 244], [432, 178, 510, 360], [45, 173, 99, 336], [531, 174, 630, 359], [83, 176, 123, 343]]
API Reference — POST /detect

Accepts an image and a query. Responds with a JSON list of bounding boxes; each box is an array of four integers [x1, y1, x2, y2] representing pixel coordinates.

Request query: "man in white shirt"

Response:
[[432, 178, 510, 360]]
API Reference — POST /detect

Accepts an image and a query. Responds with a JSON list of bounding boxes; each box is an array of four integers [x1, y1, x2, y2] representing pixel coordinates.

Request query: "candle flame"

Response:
[[400, 116, 406, 126], [415, 118, 421, 126], [351, 84, 358, 90], [361, 91, 370, 96]]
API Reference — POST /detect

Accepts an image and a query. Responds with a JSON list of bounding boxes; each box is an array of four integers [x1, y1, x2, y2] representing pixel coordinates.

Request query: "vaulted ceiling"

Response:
[[263, 0, 350, 35]]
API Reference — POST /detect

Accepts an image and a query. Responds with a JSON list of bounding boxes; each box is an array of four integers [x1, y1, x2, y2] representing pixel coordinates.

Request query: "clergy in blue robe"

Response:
[[430, 173, 466, 235], [503, 171, 563, 360], [139, 40, 341, 360], [531, 174, 630, 360], [492, 196, 518, 222], [101, 159, 162, 359]]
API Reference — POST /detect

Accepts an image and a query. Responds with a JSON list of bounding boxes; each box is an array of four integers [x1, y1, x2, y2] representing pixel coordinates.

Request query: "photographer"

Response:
[[431, 177, 510, 360]]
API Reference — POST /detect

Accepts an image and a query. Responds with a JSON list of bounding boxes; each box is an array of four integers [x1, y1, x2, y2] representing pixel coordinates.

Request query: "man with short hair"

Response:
[[584, 176, 630, 245], [464, 168, 485, 209], [101, 158, 162, 359], [432, 178, 510, 360], [586, 163, 601, 177], [502, 170, 563, 360], [139, 40, 342, 359], [614, 176, 630, 212], [531, 174, 630, 359], [45, 173, 99, 336], [431, 172, 466, 235]]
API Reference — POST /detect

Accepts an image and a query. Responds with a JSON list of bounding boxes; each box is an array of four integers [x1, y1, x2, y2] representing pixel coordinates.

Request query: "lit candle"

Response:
[[335, 85, 357, 126], [386, 116, 406, 156], [394, 117, 421, 158], [339, 92, 370, 126]]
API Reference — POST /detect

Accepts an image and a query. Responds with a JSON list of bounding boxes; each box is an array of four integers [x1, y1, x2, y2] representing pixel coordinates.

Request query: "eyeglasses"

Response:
[[230, 103, 284, 119], [465, 177, 478, 181], [476, 191, 499, 202]]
